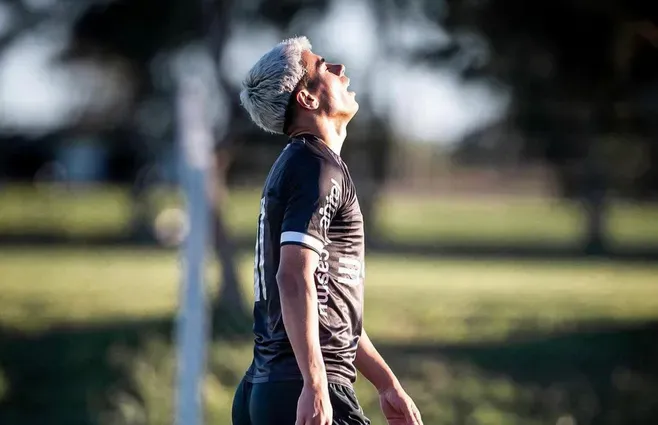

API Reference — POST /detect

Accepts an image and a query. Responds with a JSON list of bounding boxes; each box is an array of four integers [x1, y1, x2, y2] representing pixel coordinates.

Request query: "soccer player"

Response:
[[231, 36, 423, 425]]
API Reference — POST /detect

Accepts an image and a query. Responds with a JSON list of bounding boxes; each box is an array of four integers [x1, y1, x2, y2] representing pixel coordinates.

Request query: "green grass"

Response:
[[3, 249, 658, 341], [375, 192, 658, 246], [1, 184, 657, 246], [1, 248, 658, 425]]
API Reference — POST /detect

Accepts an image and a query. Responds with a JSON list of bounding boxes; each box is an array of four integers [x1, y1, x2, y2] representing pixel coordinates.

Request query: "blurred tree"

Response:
[[72, 0, 200, 242], [9, 0, 253, 330], [442, 0, 658, 252], [202, 0, 252, 336], [2, 0, 656, 253]]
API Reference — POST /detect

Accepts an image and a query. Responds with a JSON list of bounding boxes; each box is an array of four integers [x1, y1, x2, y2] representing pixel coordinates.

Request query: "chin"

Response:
[[347, 93, 359, 107], [351, 100, 360, 114]]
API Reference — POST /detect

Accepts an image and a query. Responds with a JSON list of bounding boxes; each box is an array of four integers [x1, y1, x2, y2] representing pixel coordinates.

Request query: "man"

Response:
[[232, 36, 423, 425]]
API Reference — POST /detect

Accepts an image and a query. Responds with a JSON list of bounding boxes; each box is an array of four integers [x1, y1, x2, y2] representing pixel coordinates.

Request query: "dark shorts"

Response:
[[232, 377, 371, 425]]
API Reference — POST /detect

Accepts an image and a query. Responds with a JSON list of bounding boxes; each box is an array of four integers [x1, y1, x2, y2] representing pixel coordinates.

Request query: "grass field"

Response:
[[1, 248, 658, 425], [1, 184, 657, 246]]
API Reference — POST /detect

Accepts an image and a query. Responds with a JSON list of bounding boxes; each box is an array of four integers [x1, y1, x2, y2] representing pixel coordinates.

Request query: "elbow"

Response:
[[276, 265, 293, 288]]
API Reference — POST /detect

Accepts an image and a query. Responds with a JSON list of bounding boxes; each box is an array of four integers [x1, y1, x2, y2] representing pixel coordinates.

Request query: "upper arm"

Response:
[[277, 244, 320, 288], [279, 157, 344, 256], [277, 157, 343, 290]]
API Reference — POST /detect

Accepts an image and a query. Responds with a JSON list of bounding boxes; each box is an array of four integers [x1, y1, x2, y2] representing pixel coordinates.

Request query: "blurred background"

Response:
[[1, 0, 658, 424]]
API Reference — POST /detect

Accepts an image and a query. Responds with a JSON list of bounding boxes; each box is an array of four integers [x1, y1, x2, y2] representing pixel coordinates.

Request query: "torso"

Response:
[[246, 134, 365, 386]]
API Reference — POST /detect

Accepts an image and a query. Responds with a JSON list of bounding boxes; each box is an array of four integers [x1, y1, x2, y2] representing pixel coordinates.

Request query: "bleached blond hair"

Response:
[[239, 36, 313, 134]]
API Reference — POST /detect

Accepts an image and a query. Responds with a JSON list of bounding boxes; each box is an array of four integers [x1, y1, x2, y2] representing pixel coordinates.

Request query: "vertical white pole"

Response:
[[174, 47, 213, 425]]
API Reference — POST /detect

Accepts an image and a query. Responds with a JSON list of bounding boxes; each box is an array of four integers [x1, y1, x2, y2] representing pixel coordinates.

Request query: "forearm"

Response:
[[355, 329, 401, 392], [278, 270, 327, 388]]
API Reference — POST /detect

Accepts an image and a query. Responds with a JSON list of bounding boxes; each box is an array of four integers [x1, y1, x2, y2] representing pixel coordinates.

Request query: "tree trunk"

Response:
[[209, 148, 251, 338], [358, 115, 394, 246], [582, 105, 609, 256], [583, 184, 607, 255]]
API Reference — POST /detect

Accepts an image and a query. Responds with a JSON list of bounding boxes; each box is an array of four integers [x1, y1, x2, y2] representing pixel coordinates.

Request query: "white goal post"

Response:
[[173, 45, 214, 425]]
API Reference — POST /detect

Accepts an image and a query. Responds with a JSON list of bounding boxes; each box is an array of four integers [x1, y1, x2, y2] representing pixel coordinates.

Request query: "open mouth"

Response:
[[343, 77, 355, 95]]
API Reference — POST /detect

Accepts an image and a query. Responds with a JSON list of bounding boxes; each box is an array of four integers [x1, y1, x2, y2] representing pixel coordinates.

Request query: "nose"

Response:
[[331, 63, 345, 76]]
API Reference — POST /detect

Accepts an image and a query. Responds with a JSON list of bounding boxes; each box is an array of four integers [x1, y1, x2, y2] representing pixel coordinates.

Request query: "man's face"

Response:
[[300, 50, 359, 120]]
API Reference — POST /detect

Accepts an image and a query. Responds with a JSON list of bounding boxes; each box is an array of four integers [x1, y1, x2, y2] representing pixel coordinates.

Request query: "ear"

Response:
[[295, 89, 319, 111]]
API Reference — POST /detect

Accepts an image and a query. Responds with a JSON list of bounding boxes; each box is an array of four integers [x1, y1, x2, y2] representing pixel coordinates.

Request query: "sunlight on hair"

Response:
[[274, 0, 509, 147], [221, 22, 282, 89]]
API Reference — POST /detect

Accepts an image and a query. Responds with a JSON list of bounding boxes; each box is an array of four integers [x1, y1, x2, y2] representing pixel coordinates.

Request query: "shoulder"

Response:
[[284, 141, 344, 184]]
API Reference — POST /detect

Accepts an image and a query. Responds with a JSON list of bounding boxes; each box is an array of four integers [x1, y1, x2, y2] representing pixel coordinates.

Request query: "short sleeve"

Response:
[[280, 157, 344, 255]]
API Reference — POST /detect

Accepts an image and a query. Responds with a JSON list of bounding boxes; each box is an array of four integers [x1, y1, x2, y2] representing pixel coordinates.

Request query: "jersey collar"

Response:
[[295, 133, 343, 164]]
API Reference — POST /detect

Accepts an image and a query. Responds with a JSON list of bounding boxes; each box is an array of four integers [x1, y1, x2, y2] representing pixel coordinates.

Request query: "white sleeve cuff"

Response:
[[280, 231, 325, 253]]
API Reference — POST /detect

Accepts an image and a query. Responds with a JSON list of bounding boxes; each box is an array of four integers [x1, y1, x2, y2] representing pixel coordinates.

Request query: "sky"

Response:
[[0, 2, 14, 39], [222, 0, 510, 147], [0, 3, 127, 136], [0, 0, 510, 146], [0, 25, 84, 134]]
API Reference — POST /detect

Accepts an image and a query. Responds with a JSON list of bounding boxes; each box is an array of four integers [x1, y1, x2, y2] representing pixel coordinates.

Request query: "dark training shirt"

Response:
[[245, 134, 366, 387]]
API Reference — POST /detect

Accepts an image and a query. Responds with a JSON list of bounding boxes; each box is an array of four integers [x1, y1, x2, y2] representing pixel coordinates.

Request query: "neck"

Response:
[[289, 116, 348, 155]]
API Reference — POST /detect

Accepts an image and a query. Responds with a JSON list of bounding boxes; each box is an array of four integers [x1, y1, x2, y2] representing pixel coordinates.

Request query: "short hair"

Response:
[[239, 36, 313, 135]]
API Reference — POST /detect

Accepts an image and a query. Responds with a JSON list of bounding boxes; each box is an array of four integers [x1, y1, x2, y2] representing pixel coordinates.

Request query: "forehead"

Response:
[[301, 50, 324, 74]]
